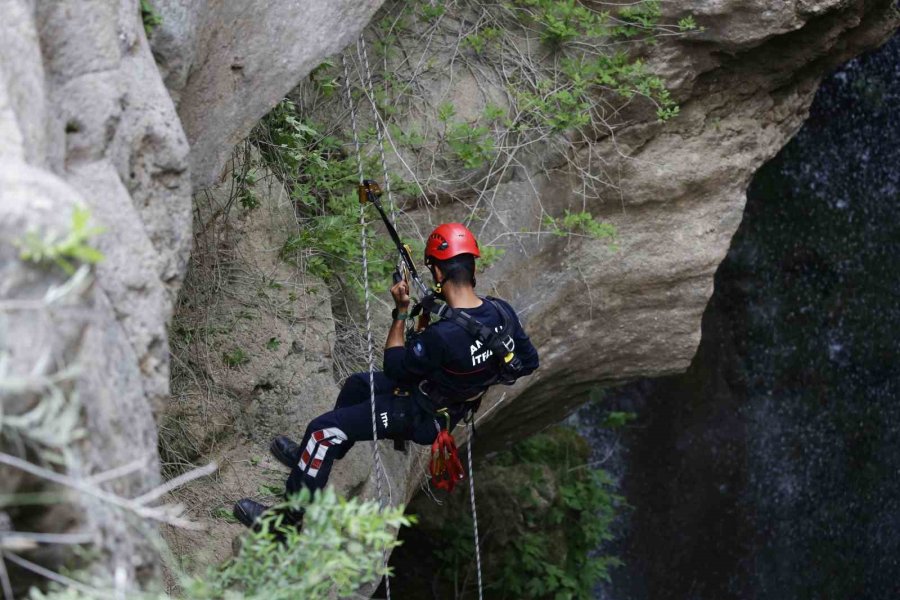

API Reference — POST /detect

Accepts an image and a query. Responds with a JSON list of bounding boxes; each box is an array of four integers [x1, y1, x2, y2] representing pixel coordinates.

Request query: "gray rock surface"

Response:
[[467, 0, 900, 451], [0, 0, 382, 591], [151, 0, 385, 189], [1, 0, 189, 588]]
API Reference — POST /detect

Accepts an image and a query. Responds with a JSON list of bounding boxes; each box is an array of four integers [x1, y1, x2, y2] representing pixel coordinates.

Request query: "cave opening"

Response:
[[585, 31, 900, 600]]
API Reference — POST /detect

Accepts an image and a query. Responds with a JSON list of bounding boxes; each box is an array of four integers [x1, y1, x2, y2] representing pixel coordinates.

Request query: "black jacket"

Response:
[[383, 297, 539, 403]]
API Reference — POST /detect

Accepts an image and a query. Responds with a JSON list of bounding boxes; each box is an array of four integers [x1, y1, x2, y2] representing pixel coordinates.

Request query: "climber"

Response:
[[232, 222, 539, 530]]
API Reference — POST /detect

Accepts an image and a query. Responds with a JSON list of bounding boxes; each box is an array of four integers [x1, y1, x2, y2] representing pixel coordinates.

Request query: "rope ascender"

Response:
[[342, 33, 484, 600]]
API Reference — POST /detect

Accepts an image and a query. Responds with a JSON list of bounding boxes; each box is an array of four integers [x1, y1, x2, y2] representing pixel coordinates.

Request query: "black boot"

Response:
[[233, 498, 305, 539], [270, 435, 301, 469], [233, 498, 269, 530]]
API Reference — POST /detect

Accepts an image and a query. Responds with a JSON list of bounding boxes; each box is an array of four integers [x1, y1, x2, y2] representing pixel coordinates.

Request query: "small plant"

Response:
[[611, 0, 662, 39], [437, 101, 456, 122], [478, 245, 506, 270], [518, 84, 592, 132], [544, 210, 617, 241], [235, 168, 261, 210], [257, 483, 284, 497], [265, 337, 281, 351], [602, 410, 637, 429], [309, 59, 339, 97], [233, 168, 260, 210], [420, 1, 446, 21], [222, 347, 249, 368], [140, 0, 162, 36], [482, 103, 507, 122], [17, 205, 105, 274], [389, 123, 426, 148], [462, 27, 501, 55], [446, 122, 496, 169], [212, 506, 240, 523], [678, 15, 698, 31]]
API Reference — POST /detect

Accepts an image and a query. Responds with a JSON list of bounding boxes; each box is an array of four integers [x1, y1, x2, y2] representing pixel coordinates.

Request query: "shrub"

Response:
[[423, 427, 624, 599], [222, 347, 249, 368], [251, 100, 395, 296], [17, 205, 105, 274], [30, 489, 414, 600], [185, 489, 413, 600]]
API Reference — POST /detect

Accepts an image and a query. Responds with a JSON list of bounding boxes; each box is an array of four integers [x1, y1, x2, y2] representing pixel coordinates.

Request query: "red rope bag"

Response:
[[429, 412, 465, 492]]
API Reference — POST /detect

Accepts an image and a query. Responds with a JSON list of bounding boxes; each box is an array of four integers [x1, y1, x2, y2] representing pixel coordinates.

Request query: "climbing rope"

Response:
[[342, 33, 484, 600], [467, 420, 484, 600], [342, 50, 392, 600], [355, 37, 396, 222]]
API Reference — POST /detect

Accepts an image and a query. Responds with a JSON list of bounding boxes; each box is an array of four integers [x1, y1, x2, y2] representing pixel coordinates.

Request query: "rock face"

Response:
[[150, 0, 385, 189], [0, 0, 383, 591], [1, 0, 898, 594], [471, 0, 900, 451], [1, 0, 190, 589]]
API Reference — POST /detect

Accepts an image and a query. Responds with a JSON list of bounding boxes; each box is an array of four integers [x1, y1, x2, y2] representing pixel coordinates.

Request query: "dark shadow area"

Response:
[[588, 31, 900, 600]]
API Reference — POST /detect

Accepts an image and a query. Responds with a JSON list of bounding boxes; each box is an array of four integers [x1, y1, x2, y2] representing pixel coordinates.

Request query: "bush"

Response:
[[187, 489, 413, 599], [487, 427, 623, 598], [31, 489, 414, 600], [404, 426, 624, 599], [251, 100, 396, 296]]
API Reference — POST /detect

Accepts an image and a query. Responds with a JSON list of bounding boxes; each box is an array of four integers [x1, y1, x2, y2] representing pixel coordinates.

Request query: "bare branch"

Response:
[[133, 462, 218, 506], [2, 551, 114, 599], [0, 453, 214, 530], [0, 553, 12, 600]]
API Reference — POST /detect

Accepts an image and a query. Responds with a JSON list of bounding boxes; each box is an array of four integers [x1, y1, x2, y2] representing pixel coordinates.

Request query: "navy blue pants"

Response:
[[285, 372, 459, 496]]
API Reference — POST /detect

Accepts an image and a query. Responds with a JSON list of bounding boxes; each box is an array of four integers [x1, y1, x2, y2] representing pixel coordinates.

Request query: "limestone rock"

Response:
[[1, 0, 189, 587], [150, 0, 386, 189], [2, 0, 388, 588], [468, 0, 900, 451]]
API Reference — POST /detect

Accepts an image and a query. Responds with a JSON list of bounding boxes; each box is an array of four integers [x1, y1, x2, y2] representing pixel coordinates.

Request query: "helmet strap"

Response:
[[429, 265, 445, 298]]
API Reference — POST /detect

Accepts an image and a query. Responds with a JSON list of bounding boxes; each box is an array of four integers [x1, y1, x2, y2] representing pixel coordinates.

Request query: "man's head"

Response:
[[424, 223, 480, 290]]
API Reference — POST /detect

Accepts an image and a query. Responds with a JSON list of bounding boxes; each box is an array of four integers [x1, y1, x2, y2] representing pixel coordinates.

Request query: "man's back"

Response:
[[384, 297, 539, 401]]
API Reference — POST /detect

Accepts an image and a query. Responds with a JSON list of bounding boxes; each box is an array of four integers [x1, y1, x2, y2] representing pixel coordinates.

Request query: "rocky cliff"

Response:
[[469, 0, 899, 451], [1, 0, 897, 594], [0, 0, 383, 591], [579, 34, 900, 598]]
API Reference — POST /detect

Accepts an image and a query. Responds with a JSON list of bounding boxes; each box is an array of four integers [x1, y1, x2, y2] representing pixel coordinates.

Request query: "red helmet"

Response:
[[424, 223, 480, 264]]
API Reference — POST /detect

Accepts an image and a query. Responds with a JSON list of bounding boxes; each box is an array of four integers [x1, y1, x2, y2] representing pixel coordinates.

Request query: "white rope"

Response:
[[342, 48, 392, 600], [467, 421, 484, 600], [345, 35, 485, 600], [355, 37, 397, 222]]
